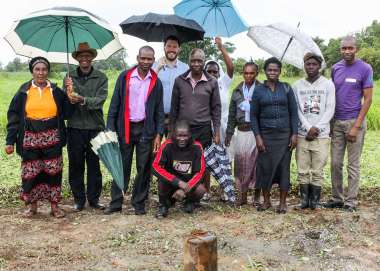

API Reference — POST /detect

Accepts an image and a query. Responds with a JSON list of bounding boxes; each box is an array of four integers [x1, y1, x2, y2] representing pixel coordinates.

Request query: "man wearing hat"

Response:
[[292, 53, 335, 210], [65, 42, 108, 211]]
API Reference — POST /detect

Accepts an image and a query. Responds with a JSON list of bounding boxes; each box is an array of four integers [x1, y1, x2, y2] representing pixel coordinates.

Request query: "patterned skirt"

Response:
[[20, 118, 63, 203]]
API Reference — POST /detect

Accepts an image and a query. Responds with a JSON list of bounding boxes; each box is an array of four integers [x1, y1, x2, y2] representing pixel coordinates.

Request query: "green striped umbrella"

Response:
[[4, 6, 123, 70]]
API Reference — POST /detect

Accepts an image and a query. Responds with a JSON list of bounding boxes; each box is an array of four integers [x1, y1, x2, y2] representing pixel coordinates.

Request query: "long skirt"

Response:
[[229, 129, 258, 193], [20, 118, 63, 204], [255, 128, 291, 191]]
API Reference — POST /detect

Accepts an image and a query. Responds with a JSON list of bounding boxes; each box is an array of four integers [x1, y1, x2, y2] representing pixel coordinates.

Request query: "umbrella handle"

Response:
[[64, 16, 70, 77]]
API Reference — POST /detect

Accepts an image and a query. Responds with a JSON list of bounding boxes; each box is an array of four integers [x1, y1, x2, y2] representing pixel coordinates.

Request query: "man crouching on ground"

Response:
[[152, 120, 206, 218]]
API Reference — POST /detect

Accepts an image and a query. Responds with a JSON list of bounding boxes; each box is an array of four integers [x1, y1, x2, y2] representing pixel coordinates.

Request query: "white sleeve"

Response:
[[220, 74, 232, 89], [316, 80, 336, 129]]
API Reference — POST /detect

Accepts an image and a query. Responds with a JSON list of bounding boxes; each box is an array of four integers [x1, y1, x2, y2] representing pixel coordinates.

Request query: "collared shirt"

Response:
[[129, 69, 152, 122], [186, 72, 208, 90], [25, 80, 57, 119], [240, 81, 256, 122], [154, 59, 188, 114]]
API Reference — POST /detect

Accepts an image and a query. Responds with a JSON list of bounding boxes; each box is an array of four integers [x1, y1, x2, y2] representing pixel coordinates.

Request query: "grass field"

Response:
[[0, 71, 379, 206]]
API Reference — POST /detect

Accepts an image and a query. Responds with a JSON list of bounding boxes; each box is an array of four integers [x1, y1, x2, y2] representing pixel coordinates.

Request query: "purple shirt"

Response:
[[332, 59, 373, 120], [129, 69, 152, 122]]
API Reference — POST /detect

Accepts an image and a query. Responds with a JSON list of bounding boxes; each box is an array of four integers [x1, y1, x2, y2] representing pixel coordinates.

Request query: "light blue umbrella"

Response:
[[173, 0, 248, 37]]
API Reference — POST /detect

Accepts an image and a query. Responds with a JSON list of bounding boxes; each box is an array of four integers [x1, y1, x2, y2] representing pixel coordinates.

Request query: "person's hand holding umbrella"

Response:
[[64, 77, 84, 104]]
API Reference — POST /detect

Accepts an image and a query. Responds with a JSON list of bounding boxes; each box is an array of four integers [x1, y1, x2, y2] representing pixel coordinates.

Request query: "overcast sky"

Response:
[[1, 0, 379, 66]]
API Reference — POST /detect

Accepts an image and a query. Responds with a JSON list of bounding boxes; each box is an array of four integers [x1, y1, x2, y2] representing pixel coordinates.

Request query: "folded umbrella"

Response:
[[4, 6, 123, 71], [91, 131, 125, 194], [174, 0, 248, 37], [204, 143, 235, 203], [247, 22, 326, 69], [120, 12, 204, 43]]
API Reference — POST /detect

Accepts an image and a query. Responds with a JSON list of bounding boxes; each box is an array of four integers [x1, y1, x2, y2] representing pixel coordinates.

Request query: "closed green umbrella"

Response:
[[91, 131, 125, 194], [4, 6, 123, 72]]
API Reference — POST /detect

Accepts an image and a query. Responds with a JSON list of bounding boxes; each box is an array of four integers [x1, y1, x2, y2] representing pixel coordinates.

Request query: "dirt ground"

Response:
[[0, 194, 379, 271]]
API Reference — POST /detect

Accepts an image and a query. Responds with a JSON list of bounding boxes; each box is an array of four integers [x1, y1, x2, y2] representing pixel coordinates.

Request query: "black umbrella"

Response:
[[120, 12, 204, 43]]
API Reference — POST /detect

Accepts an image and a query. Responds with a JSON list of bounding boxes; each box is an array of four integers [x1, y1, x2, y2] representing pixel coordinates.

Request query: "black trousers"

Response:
[[109, 122, 153, 210], [68, 128, 102, 205], [158, 180, 206, 208]]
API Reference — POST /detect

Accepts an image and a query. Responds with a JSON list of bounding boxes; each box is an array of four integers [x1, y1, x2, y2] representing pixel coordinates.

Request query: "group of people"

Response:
[[5, 34, 373, 218]]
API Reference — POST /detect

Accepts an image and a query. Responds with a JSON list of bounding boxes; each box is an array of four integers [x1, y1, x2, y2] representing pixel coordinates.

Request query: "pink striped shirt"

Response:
[[129, 69, 152, 122]]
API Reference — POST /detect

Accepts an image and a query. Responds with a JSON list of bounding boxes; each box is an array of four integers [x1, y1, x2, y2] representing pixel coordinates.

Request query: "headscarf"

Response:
[[29, 56, 50, 73]]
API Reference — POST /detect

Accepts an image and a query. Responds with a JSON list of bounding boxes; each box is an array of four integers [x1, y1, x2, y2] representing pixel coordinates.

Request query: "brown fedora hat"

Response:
[[72, 42, 97, 60]]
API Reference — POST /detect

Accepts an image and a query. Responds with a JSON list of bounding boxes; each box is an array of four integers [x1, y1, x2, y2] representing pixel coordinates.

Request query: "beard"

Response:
[[165, 51, 178, 61]]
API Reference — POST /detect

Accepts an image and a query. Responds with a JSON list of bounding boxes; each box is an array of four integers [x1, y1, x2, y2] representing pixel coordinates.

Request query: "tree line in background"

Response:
[[1, 20, 379, 79], [1, 49, 127, 74]]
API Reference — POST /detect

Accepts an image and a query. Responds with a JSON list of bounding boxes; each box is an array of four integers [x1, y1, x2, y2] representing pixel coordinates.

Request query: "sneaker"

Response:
[[155, 206, 168, 219], [202, 193, 211, 201], [183, 201, 194, 214], [323, 200, 344, 209], [343, 205, 357, 212]]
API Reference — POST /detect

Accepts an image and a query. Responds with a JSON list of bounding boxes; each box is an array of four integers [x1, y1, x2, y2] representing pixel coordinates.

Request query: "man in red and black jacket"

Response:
[[152, 120, 206, 218], [105, 46, 164, 215]]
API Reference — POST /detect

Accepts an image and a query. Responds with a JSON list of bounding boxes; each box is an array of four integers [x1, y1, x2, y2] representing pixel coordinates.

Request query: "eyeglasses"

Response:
[[77, 54, 93, 59]]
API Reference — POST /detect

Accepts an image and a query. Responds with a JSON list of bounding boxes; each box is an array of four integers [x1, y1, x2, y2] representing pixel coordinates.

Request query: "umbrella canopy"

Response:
[[174, 0, 248, 37], [120, 12, 204, 43], [4, 6, 123, 64], [204, 143, 235, 203], [91, 131, 125, 193], [247, 23, 326, 70]]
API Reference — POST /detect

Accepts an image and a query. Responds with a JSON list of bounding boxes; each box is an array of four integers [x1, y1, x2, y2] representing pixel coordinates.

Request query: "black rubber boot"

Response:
[[309, 185, 321, 210], [299, 184, 310, 209]]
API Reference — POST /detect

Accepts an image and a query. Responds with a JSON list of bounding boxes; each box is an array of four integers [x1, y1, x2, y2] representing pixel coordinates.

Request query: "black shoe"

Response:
[[299, 184, 310, 209], [309, 185, 321, 210], [73, 203, 85, 212], [343, 205, 357, 212], [324, 200, 344, 209], [89, 202, 106, 210], [104, 206, 122, 215], [134, 208, 146, 215], [155, 206, 168, 219], [183, 201, 194, 214]]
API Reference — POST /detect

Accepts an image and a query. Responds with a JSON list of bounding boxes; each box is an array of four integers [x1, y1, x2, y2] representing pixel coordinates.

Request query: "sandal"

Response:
[[50, 207, 65, 218], [22, 208, 37, 218], [22, 203, 37, 218], [257, 202, 272, 212], [276, 205, 287, 214]]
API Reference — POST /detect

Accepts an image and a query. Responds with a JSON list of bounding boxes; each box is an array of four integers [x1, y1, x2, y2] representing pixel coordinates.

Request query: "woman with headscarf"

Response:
[[251, 57, 298, 214], [225, 62, 260, 206], [5, 57, 73, 218]]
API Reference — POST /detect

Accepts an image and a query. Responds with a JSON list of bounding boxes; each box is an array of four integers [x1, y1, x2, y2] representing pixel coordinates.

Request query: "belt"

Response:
[[130, 120, 145, 126], [237, 123, 251, 132]]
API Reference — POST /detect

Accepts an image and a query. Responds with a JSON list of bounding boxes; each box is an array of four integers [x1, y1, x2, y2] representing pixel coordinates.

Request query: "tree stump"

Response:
[[184, 230, 217, 271]]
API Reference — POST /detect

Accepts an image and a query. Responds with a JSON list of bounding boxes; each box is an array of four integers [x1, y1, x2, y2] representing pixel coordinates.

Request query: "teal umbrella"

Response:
[[174, 0, 248, 37], [4, 6, 123, 71], [91, 131, 125, 194]]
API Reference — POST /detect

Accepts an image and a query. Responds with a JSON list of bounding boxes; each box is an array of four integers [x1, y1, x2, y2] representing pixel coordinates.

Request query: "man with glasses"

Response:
[[64, 42, 108, 211]]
